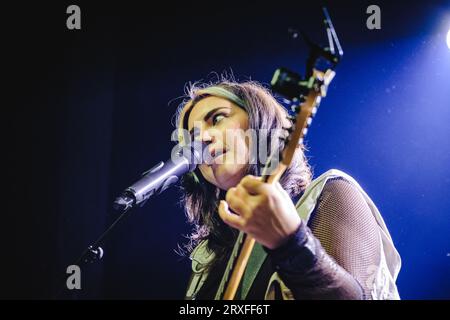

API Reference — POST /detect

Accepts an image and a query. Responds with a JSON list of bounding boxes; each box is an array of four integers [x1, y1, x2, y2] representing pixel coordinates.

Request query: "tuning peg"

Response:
[[323, 69, 336, 86], [314, 96, 322, 106], [291, 105, 301, 114], [302, 128, 308, 136], [292, 94, 306, 103], [320, 85, 328, 97]]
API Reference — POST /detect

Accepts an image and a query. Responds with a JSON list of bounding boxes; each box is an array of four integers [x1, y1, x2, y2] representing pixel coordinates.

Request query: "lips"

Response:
[[206, 148, 227, 165], [211, 148, 225, 158]]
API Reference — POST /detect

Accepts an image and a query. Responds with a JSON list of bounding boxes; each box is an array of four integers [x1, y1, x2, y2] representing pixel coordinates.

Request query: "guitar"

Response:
[[218, 7, 343, 300]]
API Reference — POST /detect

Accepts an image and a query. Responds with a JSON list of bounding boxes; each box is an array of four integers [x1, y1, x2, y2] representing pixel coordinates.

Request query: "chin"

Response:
[[212, 163, 247, 190]]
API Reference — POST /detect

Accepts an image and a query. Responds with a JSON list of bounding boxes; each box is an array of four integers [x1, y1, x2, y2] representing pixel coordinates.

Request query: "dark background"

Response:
[[4, 0, 450, 299]]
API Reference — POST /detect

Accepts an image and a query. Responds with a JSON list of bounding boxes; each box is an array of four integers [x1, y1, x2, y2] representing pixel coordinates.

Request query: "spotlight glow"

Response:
[[447, 29, 450, 50]]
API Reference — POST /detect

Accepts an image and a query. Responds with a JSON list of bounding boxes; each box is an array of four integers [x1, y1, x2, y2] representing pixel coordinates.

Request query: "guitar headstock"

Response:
[[278, 68, 336, 164], [263, 7, 342, 182]]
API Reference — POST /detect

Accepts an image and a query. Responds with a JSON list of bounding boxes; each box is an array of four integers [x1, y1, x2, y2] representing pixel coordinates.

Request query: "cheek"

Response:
[[223, 123, 250, 153], [199, 165, 215, 183], [229, 131, 250, 163]]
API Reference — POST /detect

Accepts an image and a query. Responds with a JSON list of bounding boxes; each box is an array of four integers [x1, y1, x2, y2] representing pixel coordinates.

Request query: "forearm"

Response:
[[266, 221, 364, 300]]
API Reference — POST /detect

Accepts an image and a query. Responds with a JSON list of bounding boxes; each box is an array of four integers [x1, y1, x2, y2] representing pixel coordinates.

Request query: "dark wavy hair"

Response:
[[174, 77, 312, 267]]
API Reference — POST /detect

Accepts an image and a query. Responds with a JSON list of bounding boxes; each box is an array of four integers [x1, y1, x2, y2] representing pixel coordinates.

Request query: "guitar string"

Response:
[[214, 117, 294, 299]]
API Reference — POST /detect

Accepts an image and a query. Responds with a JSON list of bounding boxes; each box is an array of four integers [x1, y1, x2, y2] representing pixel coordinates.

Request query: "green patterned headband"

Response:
[[196, 86, 247, 109]]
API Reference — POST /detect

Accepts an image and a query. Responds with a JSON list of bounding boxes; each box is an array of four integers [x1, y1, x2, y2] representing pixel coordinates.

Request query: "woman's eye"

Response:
[[212, 113, 225, 125]]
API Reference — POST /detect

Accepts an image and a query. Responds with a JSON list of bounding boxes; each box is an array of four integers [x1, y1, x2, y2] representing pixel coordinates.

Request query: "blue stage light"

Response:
[[447, 29, 450, 49]]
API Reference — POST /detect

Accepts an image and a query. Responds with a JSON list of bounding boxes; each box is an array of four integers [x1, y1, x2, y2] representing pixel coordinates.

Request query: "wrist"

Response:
[[264, 221, 318, 274]]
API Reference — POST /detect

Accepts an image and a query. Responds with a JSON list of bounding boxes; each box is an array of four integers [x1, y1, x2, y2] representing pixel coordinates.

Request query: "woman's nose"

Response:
[[198, 128, 214, 143]]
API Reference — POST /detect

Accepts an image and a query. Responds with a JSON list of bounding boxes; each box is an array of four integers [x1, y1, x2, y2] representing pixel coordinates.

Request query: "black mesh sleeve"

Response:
[[267, 177, 381, 299], [307, 177, 381, 298]]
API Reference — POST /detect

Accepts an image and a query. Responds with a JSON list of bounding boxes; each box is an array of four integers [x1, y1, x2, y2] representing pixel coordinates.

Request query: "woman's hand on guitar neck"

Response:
[[219, 175, 302, 250]]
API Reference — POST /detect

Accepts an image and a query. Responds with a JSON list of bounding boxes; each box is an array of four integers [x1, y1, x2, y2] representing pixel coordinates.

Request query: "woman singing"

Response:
[[173, 78, 401, 300]]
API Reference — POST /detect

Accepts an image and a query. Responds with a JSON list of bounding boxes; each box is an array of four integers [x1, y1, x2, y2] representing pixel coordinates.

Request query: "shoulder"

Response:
[[313, 169, 368, 203], [313, 169, 359, 185], [308, 170, 379, 229], [310, 169, 367, 196], [295, 169, 368, 221]]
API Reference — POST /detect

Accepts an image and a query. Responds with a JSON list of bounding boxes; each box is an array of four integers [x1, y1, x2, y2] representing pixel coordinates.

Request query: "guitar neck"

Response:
[[221, 68, 335, 300]]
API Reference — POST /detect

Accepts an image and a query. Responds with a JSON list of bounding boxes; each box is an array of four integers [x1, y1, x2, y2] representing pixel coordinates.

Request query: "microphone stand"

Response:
[[75, 206, 132, 266], [54, 205, 131, 299], [55, 141, 204, 298]]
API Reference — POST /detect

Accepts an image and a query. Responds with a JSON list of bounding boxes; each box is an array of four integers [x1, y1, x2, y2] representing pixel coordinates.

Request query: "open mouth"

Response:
[[206, 148, 227, 165]]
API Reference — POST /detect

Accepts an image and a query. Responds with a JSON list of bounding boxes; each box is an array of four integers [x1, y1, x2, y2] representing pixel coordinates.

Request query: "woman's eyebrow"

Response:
[[202, 106, 230, 122], [188, 106, 231, 135]]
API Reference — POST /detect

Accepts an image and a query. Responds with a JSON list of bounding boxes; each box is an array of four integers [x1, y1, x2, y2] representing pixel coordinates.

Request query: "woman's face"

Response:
[[187, 96, 250, 190]]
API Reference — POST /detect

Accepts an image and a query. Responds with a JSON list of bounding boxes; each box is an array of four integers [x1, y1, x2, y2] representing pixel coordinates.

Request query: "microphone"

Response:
[[113, 141, 204, 211]]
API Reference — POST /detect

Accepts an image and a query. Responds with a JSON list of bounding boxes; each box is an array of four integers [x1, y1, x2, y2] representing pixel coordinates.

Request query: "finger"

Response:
[[232, 184, 254, 205], [226, 190, 251, 218], [235, 184, 248, 198], [218, 200, 246, 230], [240, 175, 266, 195], [227, 186, 243, 200]]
